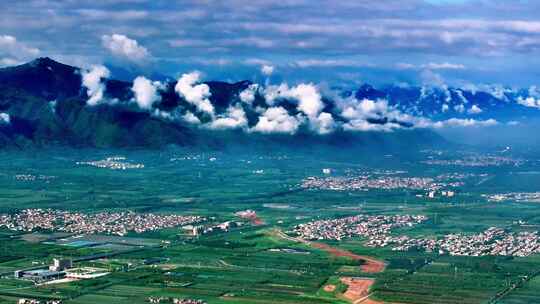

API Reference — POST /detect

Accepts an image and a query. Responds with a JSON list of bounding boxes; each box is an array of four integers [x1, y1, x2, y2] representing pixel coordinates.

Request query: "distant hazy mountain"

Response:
[[353, 83, 540, 122]]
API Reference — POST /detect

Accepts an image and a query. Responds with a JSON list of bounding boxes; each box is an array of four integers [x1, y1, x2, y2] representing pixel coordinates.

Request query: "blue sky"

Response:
[[1, 0, 540, 87]]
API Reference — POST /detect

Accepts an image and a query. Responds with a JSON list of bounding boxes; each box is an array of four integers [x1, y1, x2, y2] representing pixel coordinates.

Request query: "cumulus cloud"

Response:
[[262, 83, 289, 106], [251, 106, 302, 134], [239, 84, 259, 105], [264, 83, 324, 117], [290, 83, 324, 118], [483, 84, 509, 100], [312, 112, 336, 134], [82, 65, 110, 106], [182, 111, 202, 124], [517, 96, 540, 109], [340, 98, 407, 132], [261, 65, 274, 76], [0, 113, 10, 124], [261, 82, 334, 134], [467, 104, 483, 114], [102, 34, 150, 62], [0, 35, 40, 67], [174, 72, 215, 116], [208, 104, 248, 130], [454, 104, 465, 113], [131, 76, 162, 110]]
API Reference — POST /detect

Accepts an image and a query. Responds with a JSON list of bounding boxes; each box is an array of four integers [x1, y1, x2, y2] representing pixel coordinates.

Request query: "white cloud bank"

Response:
[[429, 118, 498, 128], [76, 67, 504, 135]]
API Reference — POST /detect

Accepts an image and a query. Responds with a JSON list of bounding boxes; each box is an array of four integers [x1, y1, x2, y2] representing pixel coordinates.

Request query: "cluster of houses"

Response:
[[294, 214, 540, 257], [484, 192, 540, 203], [422, 155, 523, 167], [18, 299, 62, 304], [147, 297, 206, 304], [301, 175, 452, 192], [0, 209, 205, 236], [293, 214, 428, 241], [391, 227, 540, 257], [14, 174, 56, 182], [76, 156, 144, 170]]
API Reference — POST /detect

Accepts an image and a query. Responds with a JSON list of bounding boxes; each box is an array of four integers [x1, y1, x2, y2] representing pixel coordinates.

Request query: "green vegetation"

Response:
[[1, 148, 540, 303]]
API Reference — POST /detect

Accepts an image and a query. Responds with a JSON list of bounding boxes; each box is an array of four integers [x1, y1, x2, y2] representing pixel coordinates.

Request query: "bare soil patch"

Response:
[[311, 242, 385, 273]]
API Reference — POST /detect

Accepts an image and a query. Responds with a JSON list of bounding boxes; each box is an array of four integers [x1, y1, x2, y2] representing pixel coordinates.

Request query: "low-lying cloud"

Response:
[[131, 76, 162, 110], [251, 106, 302, 134], [82, 65, 110, 106], [174, 72, 215, 117], [76, 69, 509, 136], [208, 104, 248, 130]]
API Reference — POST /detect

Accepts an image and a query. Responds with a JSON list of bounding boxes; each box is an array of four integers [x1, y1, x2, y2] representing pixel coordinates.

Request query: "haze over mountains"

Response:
[[0, 57, 538, 150]]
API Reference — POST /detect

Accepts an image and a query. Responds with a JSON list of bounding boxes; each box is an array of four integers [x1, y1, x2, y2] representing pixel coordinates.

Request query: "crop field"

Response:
[[500, 275, 540, 304], [1, 148, 540, 303]]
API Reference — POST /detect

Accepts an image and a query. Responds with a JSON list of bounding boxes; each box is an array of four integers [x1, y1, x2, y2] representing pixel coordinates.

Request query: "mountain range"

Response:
[[0, 57, 537, 150]]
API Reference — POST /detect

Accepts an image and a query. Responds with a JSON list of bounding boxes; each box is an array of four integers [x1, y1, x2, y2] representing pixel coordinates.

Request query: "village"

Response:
[[484, 192, 540, 203], [301, 175, 462, 192], [147, 297, 206, 304], [293, 215, 540, 257], [292, 214, 428, 241], [0, 209, 205, 236], [390, 227, 540, 257], [422, 155, 524, 167], [76, 156, 144, 170]]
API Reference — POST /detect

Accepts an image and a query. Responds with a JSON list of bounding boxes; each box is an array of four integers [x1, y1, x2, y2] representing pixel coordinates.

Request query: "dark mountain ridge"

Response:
[[0, 58, 464, 151]]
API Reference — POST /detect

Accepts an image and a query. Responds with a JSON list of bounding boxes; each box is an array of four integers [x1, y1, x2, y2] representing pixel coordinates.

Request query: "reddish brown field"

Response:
[[250, 216, 264, 226], [311, 242, 386, 273], [360, 299, 385, 304], [237, 212, 264, 226], [323, 284, 336, 292], [340, 277, 375, 302]]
